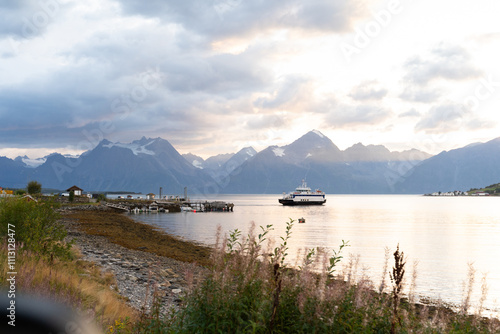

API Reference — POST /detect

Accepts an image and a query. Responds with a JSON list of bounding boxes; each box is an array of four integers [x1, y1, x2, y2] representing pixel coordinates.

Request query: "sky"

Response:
[[1, 0, 500, 160]]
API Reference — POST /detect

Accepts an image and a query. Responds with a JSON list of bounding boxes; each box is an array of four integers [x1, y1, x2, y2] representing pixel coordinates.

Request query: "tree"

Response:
[[0, 198, 71, 260], [27, 180, 42, 195], [69, 190, 75, 202]]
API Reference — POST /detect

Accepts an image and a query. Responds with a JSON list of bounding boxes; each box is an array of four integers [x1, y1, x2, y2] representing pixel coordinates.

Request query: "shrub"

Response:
[[166, 220, 361, 333], [27, 180, 42, 195], [0, 198, 72, 260], [15, 189, 26, 196]]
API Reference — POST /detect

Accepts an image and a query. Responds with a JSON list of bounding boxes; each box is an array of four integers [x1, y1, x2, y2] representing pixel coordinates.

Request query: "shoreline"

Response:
[[60, 205, 209, 312], [58, 204, 500, 327]]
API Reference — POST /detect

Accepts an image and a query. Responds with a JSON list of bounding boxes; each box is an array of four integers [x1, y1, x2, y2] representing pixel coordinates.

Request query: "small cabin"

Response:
[[66, 185, 83, 196], [146, 193, 156, 200]]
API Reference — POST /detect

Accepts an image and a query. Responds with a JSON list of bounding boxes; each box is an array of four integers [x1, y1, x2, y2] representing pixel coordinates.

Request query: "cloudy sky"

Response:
[[1, 0, 500, 159]]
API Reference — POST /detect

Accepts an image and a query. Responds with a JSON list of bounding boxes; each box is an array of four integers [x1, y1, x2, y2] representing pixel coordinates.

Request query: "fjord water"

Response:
[[132, 194, 500, 317]]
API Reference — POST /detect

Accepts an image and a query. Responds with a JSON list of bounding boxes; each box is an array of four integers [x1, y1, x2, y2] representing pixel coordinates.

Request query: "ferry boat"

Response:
[[279, 180, 326, 206]]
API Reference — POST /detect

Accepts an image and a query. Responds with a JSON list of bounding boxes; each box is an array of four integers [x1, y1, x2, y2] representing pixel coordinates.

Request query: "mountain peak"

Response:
[[311, 129, 325, 138], [101, 138, 156, 156], [240, 146, 257, 157], [291, 130, 337, 149]]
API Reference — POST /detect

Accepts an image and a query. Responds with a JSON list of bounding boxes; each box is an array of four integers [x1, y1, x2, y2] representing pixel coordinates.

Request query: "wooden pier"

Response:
[[182, 201, 234, 212], [105, 199, 234, 213]]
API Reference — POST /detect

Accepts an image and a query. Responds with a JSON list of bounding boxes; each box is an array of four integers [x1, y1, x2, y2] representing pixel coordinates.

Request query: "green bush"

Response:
[[14, 189, 26, 196], [27, 180, 42, 195], [0, 198, 72, 260]]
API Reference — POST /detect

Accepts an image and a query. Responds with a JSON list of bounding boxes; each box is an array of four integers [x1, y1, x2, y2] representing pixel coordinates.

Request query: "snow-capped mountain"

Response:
[[102, 139, 156, 156], [221, 130, 431, 194], [221, 147, 257, 174], [183, 147, 256, 173], [183, 153, 206, 169], [4, 131, 499, 194], [182, 152, 234, 170], [17, 137, 209, 193]]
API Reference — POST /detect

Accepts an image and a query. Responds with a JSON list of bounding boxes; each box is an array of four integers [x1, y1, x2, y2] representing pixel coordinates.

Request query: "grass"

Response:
[[0, 241, 137, 326]]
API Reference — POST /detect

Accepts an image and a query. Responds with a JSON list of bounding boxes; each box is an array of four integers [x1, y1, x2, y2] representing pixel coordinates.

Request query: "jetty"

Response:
[[183, 201, 234, 212], [105, 199, 234, 213]]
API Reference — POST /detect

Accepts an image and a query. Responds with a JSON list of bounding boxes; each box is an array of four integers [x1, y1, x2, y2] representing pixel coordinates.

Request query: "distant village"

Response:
[[0, 184, 184, 201], [426, 183, 500, 196], [0, 183, 234, 213], [427, 191, 494, 196]]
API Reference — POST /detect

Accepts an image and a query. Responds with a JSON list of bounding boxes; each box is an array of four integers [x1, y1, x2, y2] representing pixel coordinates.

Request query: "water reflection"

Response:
[[131, 194, 500, 317]]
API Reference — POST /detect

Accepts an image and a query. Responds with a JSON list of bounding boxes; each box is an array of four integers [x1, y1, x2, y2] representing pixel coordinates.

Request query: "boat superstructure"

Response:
[[279, 180, 326, 206]]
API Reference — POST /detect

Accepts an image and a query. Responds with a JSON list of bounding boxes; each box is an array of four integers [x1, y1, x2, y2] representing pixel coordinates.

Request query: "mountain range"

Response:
[[1, 130, 500, 195]]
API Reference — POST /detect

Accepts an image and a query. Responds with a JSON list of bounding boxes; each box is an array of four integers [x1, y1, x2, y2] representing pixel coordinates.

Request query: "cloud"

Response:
[[162, 51, 271, 96], [414, 100, 497, 135], [414, 103, 467, 133], [399, 86, 442, 103], [254, 75, 313, 109], [0, 5, 279, 150], [0, 2, 45, 38], [349, 80, 388, 101], [117, 0, 367, 39], [245, 113, 291, 130], [0, 0, 72, 39], [399, 108, 420, 118], [1, 0, 498, 160], [403, 44, 482, 86], [325, 104, 392, 128]]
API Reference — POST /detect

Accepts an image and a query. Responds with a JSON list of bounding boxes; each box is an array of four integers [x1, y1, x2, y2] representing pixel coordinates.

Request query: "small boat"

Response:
[[298, 217, 305, 223], [279, 180, 326, 206], [180, 205, 195, 212]]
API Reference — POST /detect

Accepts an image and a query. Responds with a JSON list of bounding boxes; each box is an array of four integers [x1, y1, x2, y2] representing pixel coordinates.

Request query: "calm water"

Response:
[[131, 194, 500, 317]]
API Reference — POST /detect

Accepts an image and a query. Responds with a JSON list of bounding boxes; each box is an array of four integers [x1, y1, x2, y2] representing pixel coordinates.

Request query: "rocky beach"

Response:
[[59, 205, 210, 314]]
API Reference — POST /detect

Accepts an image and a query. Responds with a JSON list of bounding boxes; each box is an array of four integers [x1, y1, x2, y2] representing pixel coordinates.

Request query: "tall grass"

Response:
[[129, 220, 500, 333], [0, 243, 135, 324], [0, 197, 136, 331]]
